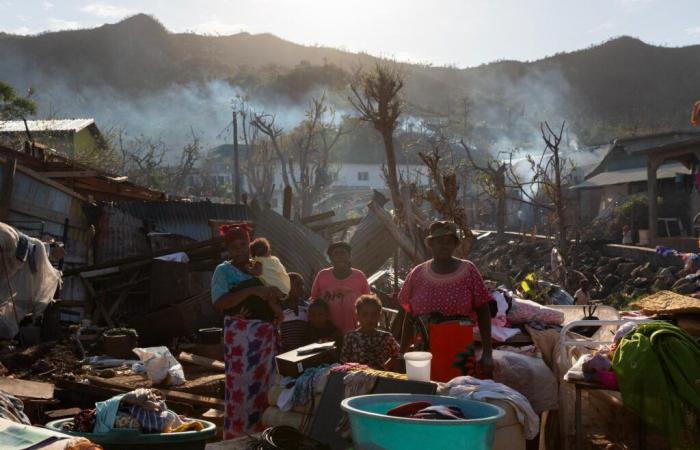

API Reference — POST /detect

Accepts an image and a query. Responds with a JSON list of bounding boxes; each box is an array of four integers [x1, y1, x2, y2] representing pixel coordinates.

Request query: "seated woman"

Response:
[[399, 221, 494, 380], [341, 294, 400, 371], [210, 224, 285, 440]]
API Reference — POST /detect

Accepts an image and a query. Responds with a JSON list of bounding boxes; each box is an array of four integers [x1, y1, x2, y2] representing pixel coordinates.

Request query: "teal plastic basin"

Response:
[[45, 418, 217, 450], [341, 394, 504, 450]]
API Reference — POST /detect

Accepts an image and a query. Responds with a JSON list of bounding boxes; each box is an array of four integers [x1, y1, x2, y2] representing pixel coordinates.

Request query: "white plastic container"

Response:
[[404, 351, 432, 382]]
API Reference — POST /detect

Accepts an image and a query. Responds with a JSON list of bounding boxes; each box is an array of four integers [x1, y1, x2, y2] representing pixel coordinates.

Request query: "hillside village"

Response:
[[0, 8, 699, 450]]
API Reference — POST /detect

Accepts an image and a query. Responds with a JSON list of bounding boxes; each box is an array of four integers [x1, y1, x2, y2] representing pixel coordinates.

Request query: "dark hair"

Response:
[[308, 298, 330, 313], [327, 242, 351, 257], [288, 272, 304, 284], [355, 294, 383, 313], [250, 237, 271, 257]]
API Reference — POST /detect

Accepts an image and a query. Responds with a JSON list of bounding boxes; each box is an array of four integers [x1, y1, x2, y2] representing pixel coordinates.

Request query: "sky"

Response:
[[1, 0, 700, 67]]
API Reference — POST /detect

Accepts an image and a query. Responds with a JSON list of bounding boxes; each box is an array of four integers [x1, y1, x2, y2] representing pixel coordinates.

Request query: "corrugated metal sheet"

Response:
[[0, 119, 94, 133], [113, 201, 248, 241], [95, 205, 151, 263], [572, 161, 689, 189], [350, 205, 397, 276], [250, 207, 328, 285]]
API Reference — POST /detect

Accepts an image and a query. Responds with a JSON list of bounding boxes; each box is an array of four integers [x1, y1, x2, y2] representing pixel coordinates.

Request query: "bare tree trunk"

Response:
[[383, 133, 403, 214]]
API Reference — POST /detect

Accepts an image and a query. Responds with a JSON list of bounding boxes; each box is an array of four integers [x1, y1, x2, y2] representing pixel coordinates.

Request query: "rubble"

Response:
[[470, 234, 694, 306]]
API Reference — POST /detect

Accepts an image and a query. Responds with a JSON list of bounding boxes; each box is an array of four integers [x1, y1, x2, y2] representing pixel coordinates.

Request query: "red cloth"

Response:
[[398, 260, 493, 321], [219, 223, 253, 244], [429, 321, 474, 382]]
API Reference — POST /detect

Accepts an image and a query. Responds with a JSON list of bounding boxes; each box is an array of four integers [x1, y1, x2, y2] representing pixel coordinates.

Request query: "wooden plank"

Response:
[[63, 236, 226, 277], [178, 352, 225, 372], [0, 156, 87, 202], [40, 170, 99, 178], [80, 267, 119, 279], [300, 210, 335, 224], [44, 407, 81, 420], [0, 157, 17, 221], [84, 375, 224, 409], [0, 377, 54, 400]]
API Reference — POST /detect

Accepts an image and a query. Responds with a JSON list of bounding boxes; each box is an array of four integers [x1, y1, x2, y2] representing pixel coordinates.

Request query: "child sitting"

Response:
[[280, 273, 310, 351], [249, 238, 291, 295], [307, 298, 343, 350], [341, 294, 400, 371]]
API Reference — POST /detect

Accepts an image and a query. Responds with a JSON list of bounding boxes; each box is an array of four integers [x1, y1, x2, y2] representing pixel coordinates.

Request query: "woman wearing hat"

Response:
[[211, 224, 285, 439], [399, 221, 494, 380], [310, 242, 371, 334]]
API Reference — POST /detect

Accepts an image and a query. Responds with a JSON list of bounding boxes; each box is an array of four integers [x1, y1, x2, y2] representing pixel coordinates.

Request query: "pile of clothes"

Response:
[[63, 388, 204, 434], [387, 401, 464, 420]]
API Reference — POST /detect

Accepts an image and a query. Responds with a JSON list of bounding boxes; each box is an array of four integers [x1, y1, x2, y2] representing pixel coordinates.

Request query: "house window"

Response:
[[357, 171, 369, 181]]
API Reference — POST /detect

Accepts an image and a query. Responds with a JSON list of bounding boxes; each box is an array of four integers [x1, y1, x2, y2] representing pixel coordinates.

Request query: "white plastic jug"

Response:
[[404, 351, 432, 382]]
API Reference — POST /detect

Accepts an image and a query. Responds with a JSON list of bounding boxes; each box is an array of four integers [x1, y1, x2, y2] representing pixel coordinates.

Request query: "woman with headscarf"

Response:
[[399, 221, 494, 381], [211, 223, 285, 439]]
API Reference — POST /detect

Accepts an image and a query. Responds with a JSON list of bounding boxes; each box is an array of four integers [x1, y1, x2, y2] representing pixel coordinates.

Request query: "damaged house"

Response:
[[573, 131, 700, 248]]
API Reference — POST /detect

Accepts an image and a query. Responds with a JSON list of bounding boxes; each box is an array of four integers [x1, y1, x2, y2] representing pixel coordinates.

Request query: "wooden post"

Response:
[[0, 158, 17, 222], [647, 158, 658, 244], [282, 185, 293, 220]]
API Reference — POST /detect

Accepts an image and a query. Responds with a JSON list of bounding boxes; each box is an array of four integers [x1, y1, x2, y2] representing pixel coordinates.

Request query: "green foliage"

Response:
[[614, 194, 649, 229], [0, 81, 36, 120]]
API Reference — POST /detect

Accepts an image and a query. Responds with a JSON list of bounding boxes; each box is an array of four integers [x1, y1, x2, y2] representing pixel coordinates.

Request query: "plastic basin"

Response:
[[341, 394, 504, 450], [45, 418, 217, 450]]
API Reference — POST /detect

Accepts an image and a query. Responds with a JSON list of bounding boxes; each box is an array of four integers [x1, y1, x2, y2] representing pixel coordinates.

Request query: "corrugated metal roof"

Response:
[[0, 119, 95, 133], [572, 161, 690, 189], [350, 206, 397, 276], [615, 131, 700, 154], [250, 206, 328, 285], [113, 201, 249, 241]]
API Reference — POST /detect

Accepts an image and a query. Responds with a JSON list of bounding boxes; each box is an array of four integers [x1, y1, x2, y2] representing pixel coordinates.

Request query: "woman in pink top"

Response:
[[399, 221, 494, 378], [310, 242, 370, 334]]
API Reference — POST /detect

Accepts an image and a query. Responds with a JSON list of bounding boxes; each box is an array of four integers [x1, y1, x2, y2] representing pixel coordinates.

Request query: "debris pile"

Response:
[[471, 235, 694, 305]]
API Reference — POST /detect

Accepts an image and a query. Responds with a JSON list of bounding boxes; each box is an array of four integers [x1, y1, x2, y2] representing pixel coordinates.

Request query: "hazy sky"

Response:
[[2, 0, 700, 67]]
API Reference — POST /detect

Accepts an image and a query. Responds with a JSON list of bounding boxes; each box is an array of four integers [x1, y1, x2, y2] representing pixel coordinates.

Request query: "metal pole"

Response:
[[233, 111, 241, 204]]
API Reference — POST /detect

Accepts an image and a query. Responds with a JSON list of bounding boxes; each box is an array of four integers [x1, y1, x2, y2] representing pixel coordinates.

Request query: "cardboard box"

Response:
[[276, 342, 338, 377]]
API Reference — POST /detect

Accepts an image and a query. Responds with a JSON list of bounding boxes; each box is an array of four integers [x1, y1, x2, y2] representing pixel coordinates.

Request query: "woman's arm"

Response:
[[475, 302, 493, 378], [400, 313, 414, 353], [214, 286, 284, 313]]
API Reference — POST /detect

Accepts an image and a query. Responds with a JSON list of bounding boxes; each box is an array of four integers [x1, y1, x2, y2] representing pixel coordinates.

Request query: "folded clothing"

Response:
[[387, 401, 465, 420]]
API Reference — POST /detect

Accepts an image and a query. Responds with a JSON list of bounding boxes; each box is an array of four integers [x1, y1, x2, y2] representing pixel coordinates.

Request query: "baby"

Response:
[[249, 237, 291, 295], [341, 294, 400, 371]]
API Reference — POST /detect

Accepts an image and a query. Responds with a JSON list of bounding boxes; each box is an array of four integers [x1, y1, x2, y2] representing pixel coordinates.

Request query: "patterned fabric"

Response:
[[224, 316, 279, 440], [128, 402, 166, 433], [0, 389, 30, 425], [310, 268, 371, 333], [340, 329, 400, 370], [114, 411, 141, 430], [398, 259, 492, 320]]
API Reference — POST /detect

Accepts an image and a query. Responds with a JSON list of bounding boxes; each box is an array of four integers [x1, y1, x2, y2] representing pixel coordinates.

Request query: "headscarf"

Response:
[[219, 223, 253, 244]]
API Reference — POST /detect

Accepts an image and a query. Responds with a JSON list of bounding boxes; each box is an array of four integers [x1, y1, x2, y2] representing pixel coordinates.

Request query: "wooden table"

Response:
[[568, 380, 645, 450]]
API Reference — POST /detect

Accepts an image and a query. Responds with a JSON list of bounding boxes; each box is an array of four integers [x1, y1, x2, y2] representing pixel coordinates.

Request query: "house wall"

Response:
[[72, 128, 99, 157]]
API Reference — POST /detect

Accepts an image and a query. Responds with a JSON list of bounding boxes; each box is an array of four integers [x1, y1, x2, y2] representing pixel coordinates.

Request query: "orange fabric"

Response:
[[428, 321, 473, 382], [691, 101, 700, 127]]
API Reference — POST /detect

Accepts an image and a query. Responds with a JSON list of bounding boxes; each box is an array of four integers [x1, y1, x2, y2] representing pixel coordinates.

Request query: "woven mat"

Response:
[[631, 290, 700, 315]]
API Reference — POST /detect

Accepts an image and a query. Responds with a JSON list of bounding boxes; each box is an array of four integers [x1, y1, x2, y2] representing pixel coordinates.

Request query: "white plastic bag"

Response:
[[132, 346, 186, 386]]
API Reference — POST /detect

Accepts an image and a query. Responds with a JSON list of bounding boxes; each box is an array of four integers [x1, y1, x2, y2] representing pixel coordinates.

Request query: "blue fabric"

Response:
[[94, 394, 124, 433], [15, 233, 29, 263], [128, 402, 167, 433], [210, 261, 253, 304]]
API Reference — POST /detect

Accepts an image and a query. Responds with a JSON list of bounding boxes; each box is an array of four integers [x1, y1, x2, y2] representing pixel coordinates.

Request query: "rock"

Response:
[[633, 277, 649, 287], [656, 267, 676, 288], [602, 274, 621, 289], [631, 288, 649, 298], [652, 279, 669, 291], [616, 263, 636, 279], [672, 278, 695, 295], [631, 262, 655, 280], [609, 257, 626, 266]]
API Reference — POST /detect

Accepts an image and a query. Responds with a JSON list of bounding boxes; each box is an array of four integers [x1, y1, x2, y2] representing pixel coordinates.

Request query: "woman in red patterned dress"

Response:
[[399, 221, 494, 380]]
